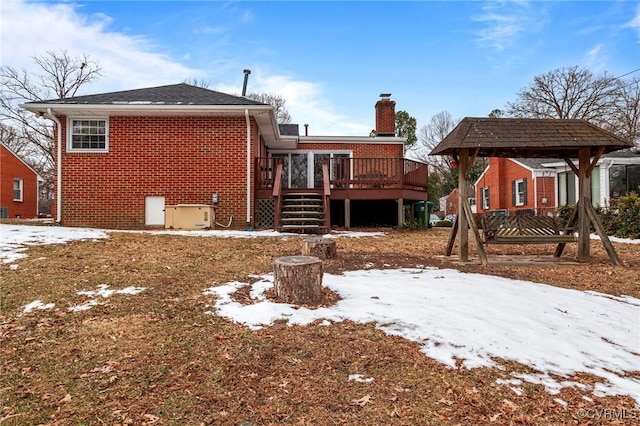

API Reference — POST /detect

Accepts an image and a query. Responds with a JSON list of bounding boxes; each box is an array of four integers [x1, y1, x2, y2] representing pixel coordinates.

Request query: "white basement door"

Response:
[[145, 196, 165, 226]]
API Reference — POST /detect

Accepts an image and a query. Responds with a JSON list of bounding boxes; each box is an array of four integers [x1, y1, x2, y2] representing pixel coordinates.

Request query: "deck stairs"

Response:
[[278, 193, 327, 234]]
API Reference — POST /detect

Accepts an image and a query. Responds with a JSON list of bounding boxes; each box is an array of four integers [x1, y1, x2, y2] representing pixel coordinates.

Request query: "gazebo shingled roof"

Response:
[[430, 118, 633, 158]]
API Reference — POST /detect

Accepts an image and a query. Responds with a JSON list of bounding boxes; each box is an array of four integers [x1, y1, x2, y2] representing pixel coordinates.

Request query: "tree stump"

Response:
[[273, 256, 323, 305], [301, 237, 337, 260]]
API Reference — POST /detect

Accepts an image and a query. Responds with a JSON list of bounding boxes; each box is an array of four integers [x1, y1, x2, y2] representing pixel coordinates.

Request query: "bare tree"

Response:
[[183, 78, 210, 89], [0, 50, 102, 212], [506, 66, 620, 129], [611, 77, 640, 148], [412, 111, 458, 166], [246, 92, 291, 124]]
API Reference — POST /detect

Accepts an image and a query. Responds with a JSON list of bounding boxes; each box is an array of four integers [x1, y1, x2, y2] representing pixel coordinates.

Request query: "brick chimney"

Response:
[[375, 93, 396, 137]]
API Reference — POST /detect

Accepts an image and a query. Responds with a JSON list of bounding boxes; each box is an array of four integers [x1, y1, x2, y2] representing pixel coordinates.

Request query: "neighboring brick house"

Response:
[[0, 143, 40, 218], [441, 187, 476, 217], [537, 151, 640, 208], [474, 157, 556, 216], [22, 84, 427, 230]]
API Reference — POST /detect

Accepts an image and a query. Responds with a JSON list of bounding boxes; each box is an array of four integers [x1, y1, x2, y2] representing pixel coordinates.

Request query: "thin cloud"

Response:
[[474, 1, 547, 51], [217, 71, 370, 136], [584, 43, 607, 73], [626, 4, 640, 42], [194, 26, 227, 35]]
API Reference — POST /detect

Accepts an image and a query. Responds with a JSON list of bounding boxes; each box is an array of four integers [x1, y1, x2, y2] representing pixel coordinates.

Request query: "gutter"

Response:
[[45, 108, 62, 224], [245, 109, 251, 224]]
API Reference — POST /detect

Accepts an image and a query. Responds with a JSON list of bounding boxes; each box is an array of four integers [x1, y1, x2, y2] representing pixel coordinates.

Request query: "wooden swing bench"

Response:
[[481, 213, 577, 245]]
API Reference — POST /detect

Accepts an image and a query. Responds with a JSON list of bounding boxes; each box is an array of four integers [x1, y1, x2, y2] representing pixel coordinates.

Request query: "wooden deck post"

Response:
[[397, 198, 404, 228], [344, 199, 350, 230]]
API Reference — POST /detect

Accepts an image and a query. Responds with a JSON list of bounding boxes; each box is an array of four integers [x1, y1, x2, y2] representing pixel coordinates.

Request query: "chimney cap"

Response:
[[379, 93, 392, 98]]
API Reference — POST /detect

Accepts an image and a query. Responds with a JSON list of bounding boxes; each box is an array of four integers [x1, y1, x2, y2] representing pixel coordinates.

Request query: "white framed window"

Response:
[[481, 187, 490, 210], [514, 178, 527, 206], [13, 178, 23, 201], [68, 118, 108, 152]]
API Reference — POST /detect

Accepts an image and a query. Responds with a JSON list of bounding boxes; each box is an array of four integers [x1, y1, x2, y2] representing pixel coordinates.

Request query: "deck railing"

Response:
[[255, 157, 427, 191]]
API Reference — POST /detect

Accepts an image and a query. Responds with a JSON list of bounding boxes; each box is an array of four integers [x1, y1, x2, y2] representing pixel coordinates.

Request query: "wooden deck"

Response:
[[255, 157, 428, 202]]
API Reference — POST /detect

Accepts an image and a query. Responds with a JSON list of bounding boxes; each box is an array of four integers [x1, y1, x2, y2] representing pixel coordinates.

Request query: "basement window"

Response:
[[68, 118, 108, 152]]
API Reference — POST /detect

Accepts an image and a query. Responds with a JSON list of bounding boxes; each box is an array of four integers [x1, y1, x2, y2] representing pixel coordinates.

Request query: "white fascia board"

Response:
[[474, 164, 490, 187], [20, 103, 273, 116], [298, 136, 405, 144]]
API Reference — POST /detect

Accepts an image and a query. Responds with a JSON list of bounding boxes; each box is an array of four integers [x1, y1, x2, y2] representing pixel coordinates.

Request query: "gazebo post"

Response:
[[448, 149, 487, 265], [457, 149, 469, 261], [577, 148, 591, 261]]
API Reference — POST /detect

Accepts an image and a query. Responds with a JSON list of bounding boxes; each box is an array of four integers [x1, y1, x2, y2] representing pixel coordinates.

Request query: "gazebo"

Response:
[[430, 118, 634, 266]]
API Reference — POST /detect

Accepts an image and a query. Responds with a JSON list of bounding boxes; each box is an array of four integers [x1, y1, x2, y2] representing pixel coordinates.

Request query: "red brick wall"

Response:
[[296, 141, 402, 158], [475, 158, 555, 215], [0, 144, 39, 218], [57, 115, 258, 229]]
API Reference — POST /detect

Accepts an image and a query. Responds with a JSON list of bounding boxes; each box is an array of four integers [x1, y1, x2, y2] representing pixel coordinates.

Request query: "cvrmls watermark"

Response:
[[577, 408, 640, 420]]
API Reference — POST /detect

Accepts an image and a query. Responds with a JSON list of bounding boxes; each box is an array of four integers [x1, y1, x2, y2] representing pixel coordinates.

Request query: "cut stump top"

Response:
[[274, 256, 321, 266]]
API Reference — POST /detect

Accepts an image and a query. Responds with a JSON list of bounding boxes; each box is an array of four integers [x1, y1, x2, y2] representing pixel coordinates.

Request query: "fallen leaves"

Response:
[[2, 230, 640, 425], [352, 394, 373, 407]]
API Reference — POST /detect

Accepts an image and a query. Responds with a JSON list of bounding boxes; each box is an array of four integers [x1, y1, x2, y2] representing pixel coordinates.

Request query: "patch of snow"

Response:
[[510, 387, 523, 396], [78, 284, 146, 298], [554, 398, 568, 408], [70, 285, 146, 312], [1, 224, 107, 264], [23, 300, 55, 314], [68, 300, 100, 312], [205, 268, 640, 404], [348, 374, 374, 383], [9, 264, 18, 270], [591, 234, 640, 244]]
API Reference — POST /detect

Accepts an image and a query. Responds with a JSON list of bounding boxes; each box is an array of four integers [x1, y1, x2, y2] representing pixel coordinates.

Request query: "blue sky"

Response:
[[2, 0, 639, 140]]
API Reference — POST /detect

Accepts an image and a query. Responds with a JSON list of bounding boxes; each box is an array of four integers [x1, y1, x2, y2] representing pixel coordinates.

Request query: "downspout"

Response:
[[245, 109, 251, 224], [45, 108, 62, 224]]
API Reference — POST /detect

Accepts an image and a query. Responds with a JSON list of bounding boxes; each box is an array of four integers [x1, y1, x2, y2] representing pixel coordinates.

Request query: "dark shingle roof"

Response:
[[31, 83, 267, 106], [430, 118, 633, 158], [278, 124, 299, 136], [512, 158, 551, 169]]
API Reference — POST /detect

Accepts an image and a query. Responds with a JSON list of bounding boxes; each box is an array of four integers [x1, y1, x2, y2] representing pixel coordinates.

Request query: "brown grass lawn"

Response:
[[1, 227, 639, 425]]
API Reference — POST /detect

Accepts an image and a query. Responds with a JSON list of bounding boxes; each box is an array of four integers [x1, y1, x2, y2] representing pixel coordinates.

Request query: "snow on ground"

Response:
[[0, 224, 383, 265], [205, 268, 640, 405], [69, 284, 146, 312], [0, 224, 108, 263], [591, 234, 640, 244], [4, 224, 640, 404]]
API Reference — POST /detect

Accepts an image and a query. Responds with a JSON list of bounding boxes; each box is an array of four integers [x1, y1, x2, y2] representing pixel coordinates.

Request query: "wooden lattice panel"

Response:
[[256, 199, 275, 229]]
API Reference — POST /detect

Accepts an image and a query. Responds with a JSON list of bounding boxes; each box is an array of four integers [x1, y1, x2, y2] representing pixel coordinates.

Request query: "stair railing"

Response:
[[272, 160, 283, 231], [322, 159, 331, 231]]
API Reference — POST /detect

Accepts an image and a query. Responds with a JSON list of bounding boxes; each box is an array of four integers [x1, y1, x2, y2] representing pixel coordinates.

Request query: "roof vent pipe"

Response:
[[242, 69, 251, 96], [304, 124, 309, 136]]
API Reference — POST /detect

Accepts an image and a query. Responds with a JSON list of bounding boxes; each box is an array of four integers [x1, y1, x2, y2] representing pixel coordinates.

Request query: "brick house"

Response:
[[22, 84, 427, 230], [0, 143, 41, 218], [474, 154, 640, 215], [474, 157, 556, 216]]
